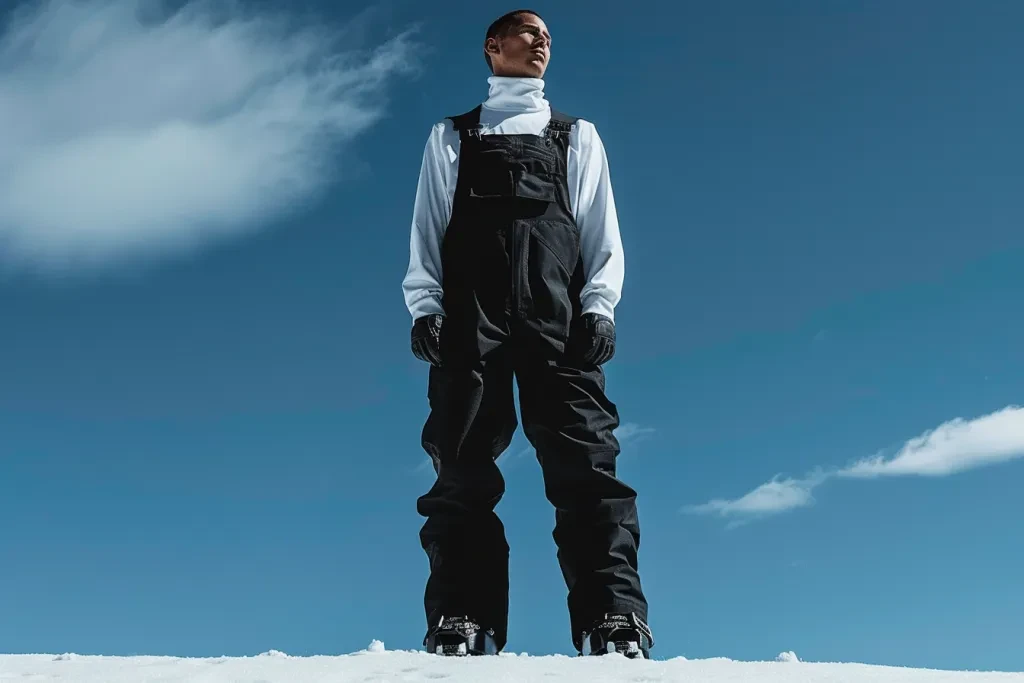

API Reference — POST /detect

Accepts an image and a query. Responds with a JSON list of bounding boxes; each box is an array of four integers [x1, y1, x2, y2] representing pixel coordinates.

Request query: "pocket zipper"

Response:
[[512, 220, 530, 319]]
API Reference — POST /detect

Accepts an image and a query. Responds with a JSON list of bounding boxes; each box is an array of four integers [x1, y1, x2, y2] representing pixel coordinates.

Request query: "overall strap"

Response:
[[544, 108, 579, 140], [448, 105, 483, 141], [448, 105, 577, 140]]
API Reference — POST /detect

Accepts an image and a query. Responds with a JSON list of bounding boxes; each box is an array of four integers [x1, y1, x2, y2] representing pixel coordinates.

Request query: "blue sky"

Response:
[[2, 0, 1023, 672]]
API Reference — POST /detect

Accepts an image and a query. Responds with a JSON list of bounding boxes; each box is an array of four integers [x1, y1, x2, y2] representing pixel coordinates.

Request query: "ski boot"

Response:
[[578, 613, 654, 659], [424, 616, 499, 656]]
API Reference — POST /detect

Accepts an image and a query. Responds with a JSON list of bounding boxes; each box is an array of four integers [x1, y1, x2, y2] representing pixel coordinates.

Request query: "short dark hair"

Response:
[[484, 9, 543, 71]]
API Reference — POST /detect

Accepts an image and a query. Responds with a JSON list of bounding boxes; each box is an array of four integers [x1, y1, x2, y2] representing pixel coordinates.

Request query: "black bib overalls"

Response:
[[416, 105, 648, 652]]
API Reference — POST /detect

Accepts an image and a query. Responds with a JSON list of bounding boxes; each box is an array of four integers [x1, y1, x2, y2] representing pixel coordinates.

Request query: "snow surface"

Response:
[[2, 645, 1022, 683]]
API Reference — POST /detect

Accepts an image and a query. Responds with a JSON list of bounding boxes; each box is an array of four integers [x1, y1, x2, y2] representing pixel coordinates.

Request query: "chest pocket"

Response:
[[466, 142, 558, 203]]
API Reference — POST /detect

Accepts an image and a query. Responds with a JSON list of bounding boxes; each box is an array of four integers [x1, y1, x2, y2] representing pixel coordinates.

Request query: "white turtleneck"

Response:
[[402, 76, 624, 322]]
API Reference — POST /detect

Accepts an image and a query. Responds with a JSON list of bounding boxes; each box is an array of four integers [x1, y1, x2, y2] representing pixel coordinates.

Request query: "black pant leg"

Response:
[[515, 352, 648, 649], [417, 350, 517, 650]]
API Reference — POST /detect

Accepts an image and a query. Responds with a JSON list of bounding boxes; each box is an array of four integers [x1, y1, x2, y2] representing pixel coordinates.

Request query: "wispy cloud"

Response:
[[616, 422, 657, 445], [839, 406, 1024, 478], [411, 457, 437, 476], [504, 444, 534, 462], [0, 0, 416, 274], [414, 423, 658, 474], [684, 472, 824, 520], [684, 405, 1024, 524], [506, 422, 655, 461]]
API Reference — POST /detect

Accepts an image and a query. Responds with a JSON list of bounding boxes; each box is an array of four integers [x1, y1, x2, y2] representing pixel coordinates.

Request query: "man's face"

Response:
[[486, 14, 551, 78]]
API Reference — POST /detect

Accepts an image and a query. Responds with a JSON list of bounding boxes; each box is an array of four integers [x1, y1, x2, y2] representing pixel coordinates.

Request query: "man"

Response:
[[402, 9, 653, 659]]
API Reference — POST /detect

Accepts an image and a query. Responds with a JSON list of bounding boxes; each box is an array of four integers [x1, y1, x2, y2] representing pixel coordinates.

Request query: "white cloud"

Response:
[[616, 422, 656, 444], [505, 444, 534, 461], [839, 405, 1024, 478], [422, 423, 658, 474], [508, 423, 654, 462], [0, 0, 416, 273], [683, 475, 819, 519], [411, 457, 436, 475], [684, 405, 1024, 524]]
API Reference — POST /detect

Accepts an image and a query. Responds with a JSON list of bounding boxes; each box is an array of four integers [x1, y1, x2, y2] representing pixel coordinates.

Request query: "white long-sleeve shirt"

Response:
[[402, 76, 625, 322]]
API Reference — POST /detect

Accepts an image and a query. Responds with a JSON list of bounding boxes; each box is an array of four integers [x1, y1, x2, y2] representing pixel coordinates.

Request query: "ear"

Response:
[[484, 36, 501, 58]]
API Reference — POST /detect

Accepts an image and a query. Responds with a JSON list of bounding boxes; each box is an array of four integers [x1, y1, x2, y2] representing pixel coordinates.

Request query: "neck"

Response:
[[482, 75, 549, 113]]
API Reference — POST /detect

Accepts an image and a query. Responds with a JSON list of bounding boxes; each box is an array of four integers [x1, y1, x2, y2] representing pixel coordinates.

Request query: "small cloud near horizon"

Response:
[[616, 423, 657, 445], [683, 405, 1024, 524], [413, 422, 657, 473], [0, 0, 417, 274], [683, 472, 825, 522], [507, 421, 655, 462]]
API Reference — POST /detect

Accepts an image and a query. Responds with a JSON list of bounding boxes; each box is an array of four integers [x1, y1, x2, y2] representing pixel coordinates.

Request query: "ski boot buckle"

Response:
[[578, 612, 653, 659], [424, 616, 498, 656]]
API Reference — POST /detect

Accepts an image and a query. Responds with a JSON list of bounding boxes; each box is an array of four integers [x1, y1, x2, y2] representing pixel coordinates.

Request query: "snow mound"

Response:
[[1, 651, 1020, 682], [777, 650, 800, 662]]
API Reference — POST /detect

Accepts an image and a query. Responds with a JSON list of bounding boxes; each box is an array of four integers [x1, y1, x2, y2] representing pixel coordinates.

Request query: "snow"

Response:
[[2, 648, 1021, 683]]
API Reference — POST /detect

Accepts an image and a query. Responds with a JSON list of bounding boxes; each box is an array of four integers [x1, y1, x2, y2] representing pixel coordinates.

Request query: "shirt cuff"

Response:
[[408, 297, 445, 321], [581, 295, 616, 322]]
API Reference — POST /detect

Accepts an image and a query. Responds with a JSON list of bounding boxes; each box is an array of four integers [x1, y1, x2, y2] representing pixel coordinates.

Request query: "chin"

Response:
[[497, 63, 546, 78], [524, 63, 546, 78]]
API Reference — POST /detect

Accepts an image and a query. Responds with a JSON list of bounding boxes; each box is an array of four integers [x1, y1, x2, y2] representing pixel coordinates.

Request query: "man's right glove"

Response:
[[411, 313, 444, 367], [577, 312, 616, 366]]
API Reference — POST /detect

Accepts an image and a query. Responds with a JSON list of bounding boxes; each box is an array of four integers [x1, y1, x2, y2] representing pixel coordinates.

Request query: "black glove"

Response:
[[578, 312, 616, 365], [411, 314, 444, 367]]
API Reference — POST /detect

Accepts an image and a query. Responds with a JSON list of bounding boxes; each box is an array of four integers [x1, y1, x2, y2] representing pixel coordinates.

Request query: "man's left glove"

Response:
[[411, 313, 444, 367], [578, 312, 616, 365]]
